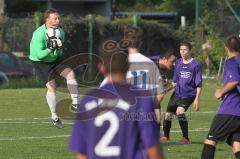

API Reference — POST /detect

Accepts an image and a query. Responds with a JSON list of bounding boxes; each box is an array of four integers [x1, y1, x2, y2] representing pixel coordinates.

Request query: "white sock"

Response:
[[46, 91, 58, 120], [67, 79, 79, 105]]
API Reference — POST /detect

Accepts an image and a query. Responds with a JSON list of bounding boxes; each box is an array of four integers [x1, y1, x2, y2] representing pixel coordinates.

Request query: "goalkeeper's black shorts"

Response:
[[31, 57, 72, 84], [31, 53, 101, 84]]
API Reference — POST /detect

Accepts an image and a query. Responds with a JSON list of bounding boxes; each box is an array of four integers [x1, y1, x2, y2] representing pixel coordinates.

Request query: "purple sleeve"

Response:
[[68, 99, 88, 155], [173, 59, 179, 82], [148, 56, 159, 64], [137, 95, 160, 148], [225, 60, 240, 82], [195, 63, 202, 87]]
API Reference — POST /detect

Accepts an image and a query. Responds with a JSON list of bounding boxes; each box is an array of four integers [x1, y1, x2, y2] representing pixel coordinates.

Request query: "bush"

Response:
[[3, 14, 179, 56], [196, 34, 225, 74]]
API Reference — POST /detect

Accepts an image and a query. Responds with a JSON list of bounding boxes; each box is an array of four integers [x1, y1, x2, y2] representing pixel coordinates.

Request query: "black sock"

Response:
[[235, 151, 240, 159], [163, 119, 171, 138], [201, 144, 215, 159], [178, 114, 188, 139]]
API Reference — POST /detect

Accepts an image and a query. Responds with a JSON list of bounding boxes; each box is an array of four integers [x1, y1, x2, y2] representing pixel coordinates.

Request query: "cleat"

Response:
[[160, 136, 170, 141], [52, 118, 64, 129], [70, 104, 78, 112], [178, 137, 191, 144]]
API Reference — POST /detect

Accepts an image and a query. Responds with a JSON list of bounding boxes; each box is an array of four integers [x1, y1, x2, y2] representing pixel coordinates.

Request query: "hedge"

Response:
[[2, 14, 179, 57]]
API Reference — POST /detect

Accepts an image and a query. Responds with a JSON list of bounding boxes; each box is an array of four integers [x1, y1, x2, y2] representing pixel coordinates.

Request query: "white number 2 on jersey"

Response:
[[94, 111, 120, 157]]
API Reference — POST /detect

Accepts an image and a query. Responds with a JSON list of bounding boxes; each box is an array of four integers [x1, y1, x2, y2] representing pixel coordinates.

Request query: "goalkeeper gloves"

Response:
[[47, 38, 63, 52]]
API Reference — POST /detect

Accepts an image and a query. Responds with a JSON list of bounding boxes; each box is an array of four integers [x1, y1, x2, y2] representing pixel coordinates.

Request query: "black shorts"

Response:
[[207, 114, 240, 145], [166, 91, 195, 113], [31, 57, 72, 84]]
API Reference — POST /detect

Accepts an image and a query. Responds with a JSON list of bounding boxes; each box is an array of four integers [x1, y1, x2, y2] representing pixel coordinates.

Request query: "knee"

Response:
[[46, 81, 56, 92], [204, 139, 216, 146], [176, 107, 185, 115], [232, 141, 240, 153], [66, 70, 75, 80], [61, 68, 75, 80], [164, 112, 173, 121]]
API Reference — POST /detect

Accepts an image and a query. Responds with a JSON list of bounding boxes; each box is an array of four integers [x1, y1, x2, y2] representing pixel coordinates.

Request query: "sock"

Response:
[[46, 91, 57, 120], [201, 144, 215, 159], [67, 79, 79, 105], [178, 114, 188, 139], [163, 119, 171, 138], [235, 151, 240, 159]]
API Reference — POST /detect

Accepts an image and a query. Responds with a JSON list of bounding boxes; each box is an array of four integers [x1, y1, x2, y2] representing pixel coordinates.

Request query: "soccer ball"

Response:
[[46, 27, 61, 39]]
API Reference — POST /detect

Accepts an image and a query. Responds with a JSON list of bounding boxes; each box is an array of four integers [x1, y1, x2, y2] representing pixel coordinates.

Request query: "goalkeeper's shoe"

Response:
[[52, 118, 63, 129], [70, 104, 78, 113]]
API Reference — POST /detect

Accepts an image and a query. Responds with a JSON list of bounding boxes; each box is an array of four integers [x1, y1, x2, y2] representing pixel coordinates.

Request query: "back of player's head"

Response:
[[99, 38, 129, 74], [224, 35, 240, 53], [124, 26, 142, 50], [45, 8, 59, 19], [180, 42, 192, 50]]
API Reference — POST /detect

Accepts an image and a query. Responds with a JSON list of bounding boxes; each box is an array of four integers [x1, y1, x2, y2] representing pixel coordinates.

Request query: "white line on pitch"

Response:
[[188, 111, 216, 114], [0, 135, 70, 141], [171, 128, 209, 133], [0, 111, 216, 121], [0, 121, 73, 125], [0, 117, 50, 121]]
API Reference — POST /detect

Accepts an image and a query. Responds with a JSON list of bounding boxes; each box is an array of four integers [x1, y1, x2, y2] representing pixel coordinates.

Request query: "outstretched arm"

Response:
[[215, 81, 239, 99]]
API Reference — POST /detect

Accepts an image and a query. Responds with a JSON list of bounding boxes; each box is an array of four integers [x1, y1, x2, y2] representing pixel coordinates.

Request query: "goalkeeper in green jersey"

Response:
[[29, 8, 79, 129]]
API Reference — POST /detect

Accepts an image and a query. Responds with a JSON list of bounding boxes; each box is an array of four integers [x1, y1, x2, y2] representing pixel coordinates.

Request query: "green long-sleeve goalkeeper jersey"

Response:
[[29, 24, 65, 63]]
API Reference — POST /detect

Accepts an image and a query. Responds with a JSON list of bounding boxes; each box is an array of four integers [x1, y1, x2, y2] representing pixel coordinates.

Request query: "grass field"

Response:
[[0, 80, 236, 159]]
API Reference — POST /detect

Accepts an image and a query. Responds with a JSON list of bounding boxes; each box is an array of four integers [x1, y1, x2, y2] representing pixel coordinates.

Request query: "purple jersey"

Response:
[[69, 82, 160, 159], [217, 56, 240, 116], [148, 56, 159, 64], [173, 58, 202, 98]]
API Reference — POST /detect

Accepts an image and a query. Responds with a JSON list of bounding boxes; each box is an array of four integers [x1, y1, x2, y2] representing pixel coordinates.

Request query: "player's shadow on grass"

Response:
[[56, 98, 76, 120], [56, 98, 117, 121]]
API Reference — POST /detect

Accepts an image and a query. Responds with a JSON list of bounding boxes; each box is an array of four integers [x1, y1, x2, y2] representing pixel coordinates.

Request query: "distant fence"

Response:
[[2, 17, 35, 52]]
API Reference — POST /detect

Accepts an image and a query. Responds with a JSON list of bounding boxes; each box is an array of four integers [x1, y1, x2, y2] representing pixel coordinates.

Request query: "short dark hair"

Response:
[[45, 8, 59, 19], [180, 42, 192, 50], [159, 50, 175, 59], [124, 26, 142, 50], [224, 35, 240, 53], [99, 38, 129, 74]]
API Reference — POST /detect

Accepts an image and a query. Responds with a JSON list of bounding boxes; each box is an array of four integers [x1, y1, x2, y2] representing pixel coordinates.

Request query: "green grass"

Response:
[[0, 80, 235, 159], [0, 77, 43, 89]]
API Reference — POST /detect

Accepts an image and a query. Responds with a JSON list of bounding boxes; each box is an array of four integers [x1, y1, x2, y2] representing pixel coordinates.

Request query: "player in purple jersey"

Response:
[[161, 42, 202, 144], [149, 51, 176, 72], [148, 51, 177, 92], [69, 38, 164, 159], [201, 35, 240, 159]]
